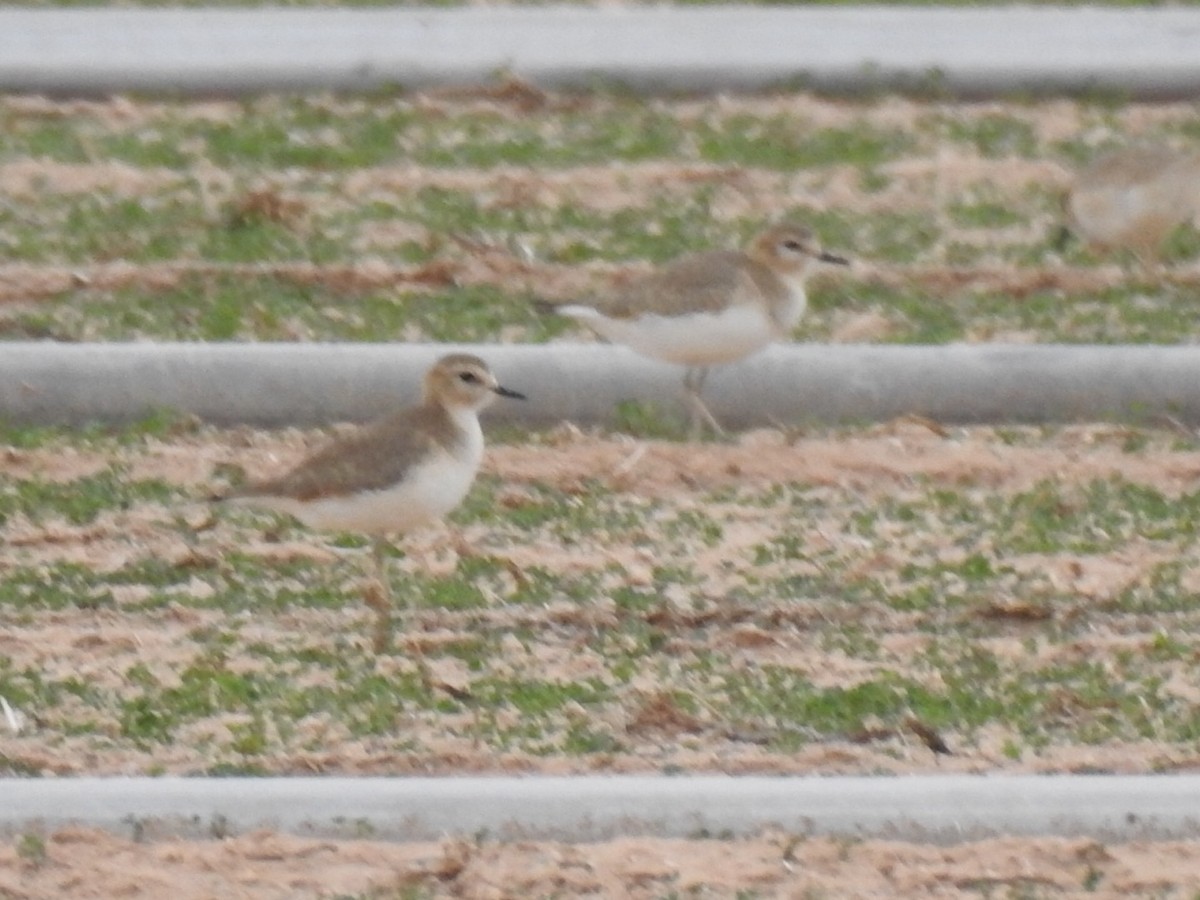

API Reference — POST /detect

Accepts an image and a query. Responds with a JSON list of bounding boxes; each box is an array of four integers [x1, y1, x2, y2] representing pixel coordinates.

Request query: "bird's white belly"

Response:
[[290, 453, 479, 535], [567, 304, 782, 367]]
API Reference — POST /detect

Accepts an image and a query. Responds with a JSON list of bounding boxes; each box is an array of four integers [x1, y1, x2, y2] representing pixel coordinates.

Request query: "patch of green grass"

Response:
[[117, 647, 432, 746], [15, 832, 48, 868], [805, 276, 1200, 347], [464, 477, 650, 543], [204, 558, 357, 613], [949, 199, 1026, 230], [480, 675, 611, 716], [203, 102, 418, 169], [939, 112, 1039, 158], [719, 667, 948, 744], [60, 193, 196, 262], [611, 399, 692, 441], [8, 268, 564, 343], [697, 118, 913, 170], [0, 468, 178, 527], [0, 564, 120, 612], [988, 478, 1200, 555], [414, 105, 685, 168], [1109, 561, 1200, 615], [0, 422, 85, 450]]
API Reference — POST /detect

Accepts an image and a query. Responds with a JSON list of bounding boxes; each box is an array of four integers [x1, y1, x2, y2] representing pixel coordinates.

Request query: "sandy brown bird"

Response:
[[542, 223, 849, 437], [216, 353, 525, 653], [1061, 144, 1200, 270]]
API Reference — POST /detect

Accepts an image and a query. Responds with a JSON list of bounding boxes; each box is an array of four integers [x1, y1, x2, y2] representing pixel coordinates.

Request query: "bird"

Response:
[[214, 353, 525, 654], [541, 222, 849, 437], [1059, 144, 1200, 270]]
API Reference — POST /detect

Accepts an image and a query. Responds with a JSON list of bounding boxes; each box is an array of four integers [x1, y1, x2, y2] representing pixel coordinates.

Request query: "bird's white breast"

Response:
[[773, 274, 809, 331]]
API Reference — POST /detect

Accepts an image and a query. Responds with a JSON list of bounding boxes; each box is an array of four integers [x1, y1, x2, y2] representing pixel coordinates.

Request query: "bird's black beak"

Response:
[[494, 385, 526, 400], [818, 251, 851, 266]]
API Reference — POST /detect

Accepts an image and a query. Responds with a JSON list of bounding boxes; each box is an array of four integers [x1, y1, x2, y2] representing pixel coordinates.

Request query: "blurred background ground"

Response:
[[5, 84, 1200, 898]]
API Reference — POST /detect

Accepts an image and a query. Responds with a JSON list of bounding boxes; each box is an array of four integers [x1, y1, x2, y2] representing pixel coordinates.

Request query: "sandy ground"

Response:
[[7, 427, 1200, 897], [7, 90, 1200, 897], [4, 827, 1200, 899]]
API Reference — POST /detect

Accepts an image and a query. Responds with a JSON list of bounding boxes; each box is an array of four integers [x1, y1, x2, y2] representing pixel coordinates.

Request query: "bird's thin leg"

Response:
[[367, 538, 431, 686], [366, 537, 395, 654], [683, 366, 725, 439], [1132, 244, 1163, 281]]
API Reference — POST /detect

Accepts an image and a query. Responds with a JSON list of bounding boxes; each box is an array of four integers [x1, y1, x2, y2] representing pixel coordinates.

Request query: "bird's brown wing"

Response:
[[589, 250, 761, 319], [234, 405, 458, 502]]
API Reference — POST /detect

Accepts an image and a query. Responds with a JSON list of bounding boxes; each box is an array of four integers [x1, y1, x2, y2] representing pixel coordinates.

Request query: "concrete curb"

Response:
[[3, 775, 1200, 843], [2, 341, 1200, 429], [3, 6, 1200, 97]]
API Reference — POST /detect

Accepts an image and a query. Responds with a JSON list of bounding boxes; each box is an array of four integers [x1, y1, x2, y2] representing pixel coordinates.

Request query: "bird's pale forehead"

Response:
[[433, 353, 490, 374], [437, 352, 486, 366]]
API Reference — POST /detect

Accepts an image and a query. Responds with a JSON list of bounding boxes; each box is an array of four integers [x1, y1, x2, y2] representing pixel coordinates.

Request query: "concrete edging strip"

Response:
[[2, 341, 1199, 429], [3, 775, 1200, 843], [3, 7, 1200, 97]]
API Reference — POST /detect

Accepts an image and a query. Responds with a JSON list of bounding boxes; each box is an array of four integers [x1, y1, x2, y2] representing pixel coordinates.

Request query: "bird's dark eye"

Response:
[[783, 239, 804, 251], [458, 371, 479, 384]]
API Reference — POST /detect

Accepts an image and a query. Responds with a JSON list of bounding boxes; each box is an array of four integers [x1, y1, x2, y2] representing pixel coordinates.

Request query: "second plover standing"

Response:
[[543, 222, 849, 436]]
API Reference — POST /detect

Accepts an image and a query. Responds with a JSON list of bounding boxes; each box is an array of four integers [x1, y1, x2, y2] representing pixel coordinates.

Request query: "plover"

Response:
[[542, 222, 849, 436], [215, 353, 525, 653], [1060, 144, 1200, 270]]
